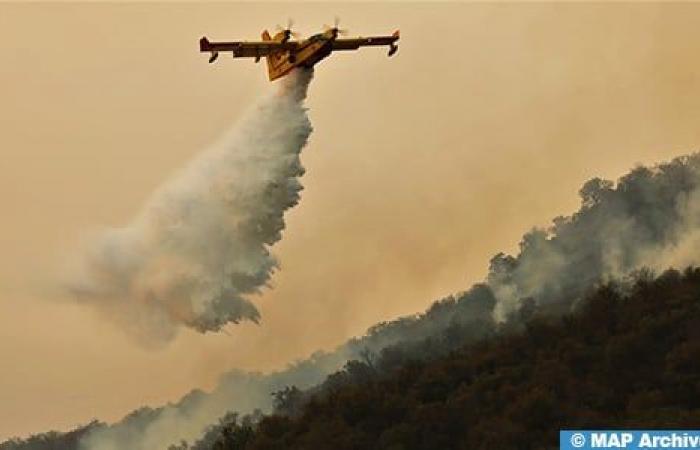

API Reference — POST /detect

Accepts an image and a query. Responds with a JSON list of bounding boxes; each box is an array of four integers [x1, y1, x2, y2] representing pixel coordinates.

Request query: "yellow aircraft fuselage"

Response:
[[264, 30, 336, 81], [199, 27, 400, 81]]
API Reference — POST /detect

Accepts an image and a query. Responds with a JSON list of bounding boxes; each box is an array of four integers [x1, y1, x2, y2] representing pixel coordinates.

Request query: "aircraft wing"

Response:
[[331, 31, 400, 51], [200, 37, 297, 61]]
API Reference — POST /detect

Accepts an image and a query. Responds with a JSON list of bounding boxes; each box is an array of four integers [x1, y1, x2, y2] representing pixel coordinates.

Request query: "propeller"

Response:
[[323, 16, 349, 36], [275, 18, 303, 39]]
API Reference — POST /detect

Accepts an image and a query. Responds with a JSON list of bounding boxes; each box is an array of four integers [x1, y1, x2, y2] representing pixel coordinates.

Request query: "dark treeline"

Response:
[[186, 268, 700, 450], [0, 422, 101, 450]]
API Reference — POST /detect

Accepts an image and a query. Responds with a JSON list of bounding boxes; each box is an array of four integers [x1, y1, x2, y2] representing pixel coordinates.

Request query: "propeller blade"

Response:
[[323, 18, 348, 36], [276, 19, 295, 32]]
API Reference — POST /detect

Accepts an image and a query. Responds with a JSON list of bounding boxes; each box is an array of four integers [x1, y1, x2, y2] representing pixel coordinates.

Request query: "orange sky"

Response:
[[2, 2, 700, 440]]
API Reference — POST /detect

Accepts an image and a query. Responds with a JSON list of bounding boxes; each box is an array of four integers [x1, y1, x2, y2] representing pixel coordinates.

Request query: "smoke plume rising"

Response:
[[77, 351, 347, 450], [487, 154, 700, 320], [65, 69, 314, 344]]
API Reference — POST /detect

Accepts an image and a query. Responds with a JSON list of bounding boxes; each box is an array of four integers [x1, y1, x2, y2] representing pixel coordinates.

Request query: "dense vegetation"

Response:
[[188, 268, 700, 450], [0, 422, 101, 450]]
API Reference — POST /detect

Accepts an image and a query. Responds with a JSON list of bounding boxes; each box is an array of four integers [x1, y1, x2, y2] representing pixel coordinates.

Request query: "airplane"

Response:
[[199, 19, 400, 81]]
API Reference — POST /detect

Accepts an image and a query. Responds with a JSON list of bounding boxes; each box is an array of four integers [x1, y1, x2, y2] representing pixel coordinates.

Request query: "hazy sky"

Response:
[[2, 1, 700, 440]]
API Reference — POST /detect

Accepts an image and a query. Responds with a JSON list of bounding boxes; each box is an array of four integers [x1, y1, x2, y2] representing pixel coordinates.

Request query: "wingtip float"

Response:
[[199, 19, 400, 81]]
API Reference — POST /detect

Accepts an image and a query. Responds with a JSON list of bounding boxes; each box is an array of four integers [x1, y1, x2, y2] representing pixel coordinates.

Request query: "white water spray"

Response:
[[66, 69, 314, 345]]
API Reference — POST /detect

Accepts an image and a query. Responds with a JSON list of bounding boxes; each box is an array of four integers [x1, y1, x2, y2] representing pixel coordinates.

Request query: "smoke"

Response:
[[64, 69, 314, 344], [488, 153, 700, 320], [78, 351, 348, 450]]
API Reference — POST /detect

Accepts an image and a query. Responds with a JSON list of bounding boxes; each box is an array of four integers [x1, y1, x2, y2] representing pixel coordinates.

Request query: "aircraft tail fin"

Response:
[[200, 37, 219, 63], [199, 36, 211, 51]]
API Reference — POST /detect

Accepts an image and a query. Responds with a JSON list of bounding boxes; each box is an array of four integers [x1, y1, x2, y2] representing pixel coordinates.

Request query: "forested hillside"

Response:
[[188, 268, 700, 450]]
